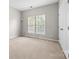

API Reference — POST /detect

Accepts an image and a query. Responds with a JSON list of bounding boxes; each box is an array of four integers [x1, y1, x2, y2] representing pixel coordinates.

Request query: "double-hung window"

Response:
[[28, 15, 45, 35]]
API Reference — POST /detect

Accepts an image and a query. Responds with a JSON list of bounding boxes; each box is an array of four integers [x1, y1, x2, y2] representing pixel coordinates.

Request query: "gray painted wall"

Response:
[[21, 3, 58, 40], [9, 7, 21, 39]]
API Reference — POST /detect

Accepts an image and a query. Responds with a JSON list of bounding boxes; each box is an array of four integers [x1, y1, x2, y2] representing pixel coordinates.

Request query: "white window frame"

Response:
[[28, 15, 45, 35]]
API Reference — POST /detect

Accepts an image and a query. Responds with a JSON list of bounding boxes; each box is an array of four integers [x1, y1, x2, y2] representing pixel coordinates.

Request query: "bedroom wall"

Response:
[[9, 7, 21, 39], [21, 3, 58, 40]]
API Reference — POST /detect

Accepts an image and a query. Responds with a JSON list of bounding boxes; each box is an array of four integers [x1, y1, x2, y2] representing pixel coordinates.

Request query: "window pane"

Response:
[[36, 15, 45, 34], [28, 16, 35, 33], [36, 25, 45, 34], [28, 25, 35, 33], [28, 16, 35, 26]]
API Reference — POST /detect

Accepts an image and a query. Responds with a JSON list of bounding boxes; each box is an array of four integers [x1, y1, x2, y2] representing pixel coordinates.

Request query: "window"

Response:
[[28, 16, 35, 33], [28, 15, 45, 35]]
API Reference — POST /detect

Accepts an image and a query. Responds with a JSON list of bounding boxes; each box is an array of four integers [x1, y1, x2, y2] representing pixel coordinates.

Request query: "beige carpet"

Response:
[[9, 37, 66, 59]]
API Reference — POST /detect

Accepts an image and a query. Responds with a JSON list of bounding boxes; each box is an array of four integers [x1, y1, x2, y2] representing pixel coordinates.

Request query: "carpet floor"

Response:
[[9, 37, 66, 59]]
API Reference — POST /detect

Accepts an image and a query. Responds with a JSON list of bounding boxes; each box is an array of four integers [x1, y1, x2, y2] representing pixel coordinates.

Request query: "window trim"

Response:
[[28, 15, 45, 35]]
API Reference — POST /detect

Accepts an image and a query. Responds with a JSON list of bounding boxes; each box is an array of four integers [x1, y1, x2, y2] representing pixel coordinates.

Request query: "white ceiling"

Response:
[[10, 0, 58, 11]]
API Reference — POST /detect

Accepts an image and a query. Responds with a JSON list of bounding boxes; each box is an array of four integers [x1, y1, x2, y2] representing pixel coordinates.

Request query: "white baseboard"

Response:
[[9, 35, 19, 40], [21, 35, 58, 42]]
